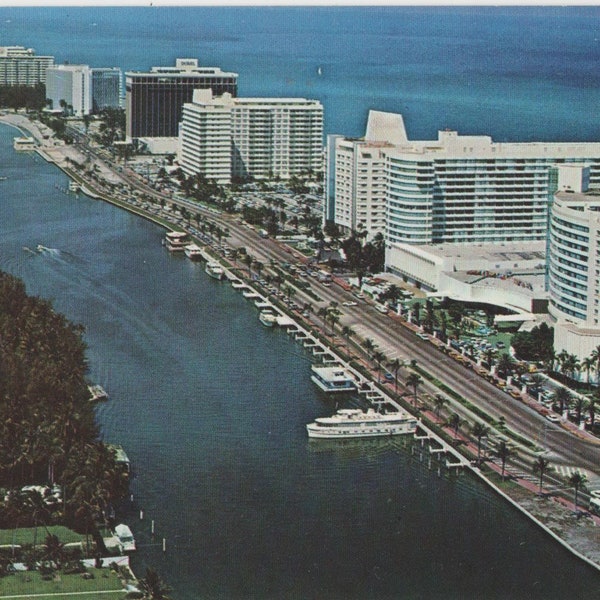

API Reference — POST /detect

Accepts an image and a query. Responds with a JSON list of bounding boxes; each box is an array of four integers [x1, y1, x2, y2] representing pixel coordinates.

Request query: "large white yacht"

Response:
[[306, 408, 417, 439], [184, 243, 204, 261]]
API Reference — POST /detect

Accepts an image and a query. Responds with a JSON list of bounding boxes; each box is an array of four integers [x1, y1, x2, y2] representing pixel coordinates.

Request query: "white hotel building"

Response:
[[0, 46, 54, 86], [326, 111, 600, 277], [547, 165, 600, 360], [178, 90, 323, 184]]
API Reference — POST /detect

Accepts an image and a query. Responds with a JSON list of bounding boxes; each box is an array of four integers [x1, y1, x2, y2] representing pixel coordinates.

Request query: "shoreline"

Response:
[[3, 112, 600, 580]]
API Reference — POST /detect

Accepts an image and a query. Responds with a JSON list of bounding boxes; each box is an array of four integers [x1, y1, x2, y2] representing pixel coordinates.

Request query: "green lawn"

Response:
[[0, 568, 128, 598], [0, 526, 85, 547]]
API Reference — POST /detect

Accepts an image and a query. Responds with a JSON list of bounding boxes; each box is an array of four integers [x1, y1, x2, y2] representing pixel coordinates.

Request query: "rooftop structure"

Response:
[[125, 58, 238, 139], [0, 45, 54, 86]]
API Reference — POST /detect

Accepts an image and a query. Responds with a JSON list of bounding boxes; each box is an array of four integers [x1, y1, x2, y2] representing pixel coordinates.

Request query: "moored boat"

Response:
[[259, 310, 278, 327], [164, 231, 191, 252], [311, 365, 357, 393], [306, 408, 418, 439], [88, 384, 108, 402], [184, 243, 204, 261], [205, 261, 225, 280]]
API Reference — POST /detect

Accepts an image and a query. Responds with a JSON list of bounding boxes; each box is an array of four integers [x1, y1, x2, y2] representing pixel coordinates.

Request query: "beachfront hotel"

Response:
[[125, 59, 238, 140], [178, 89, 323, 184], [91, 67, 122, 113], [547, 165, 600, 360], [46, 64, 93, 116], [46, 65, 122, 117], [325, 110, 600, 271], [0, 46, 54, 86]]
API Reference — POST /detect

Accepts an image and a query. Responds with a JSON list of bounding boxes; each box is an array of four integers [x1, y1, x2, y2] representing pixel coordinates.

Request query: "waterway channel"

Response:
[[1, 125, 599, 599]]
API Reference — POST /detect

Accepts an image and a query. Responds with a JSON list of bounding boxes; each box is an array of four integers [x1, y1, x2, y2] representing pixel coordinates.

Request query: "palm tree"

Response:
[[362, 338, 376, 361], [552, 387, 572, 414], [590, 344, 600, 384], [447, 413, 462, 439], [496, 352, 514, 380], [495, 441, 513, 480], [568, 472, 587, 513], [529, 373, 546, 397], [581, 356, 595, 388], [483, 348, 495, 371], [406, 372, 422, 407], [139, 567, 173, 600], [433, 394, 447, 419], [387, 357, 402, 392], [328, 311, 340, 337], [372, 350, 385, 382], [574, 395, 586, 425], [471, 422, 490, 464], [532, 456, 551, 494], [341, 325, 355, 351], [317, 307, 328, 330], [588, 395, 598, 430], [243, 253, 253, 278]]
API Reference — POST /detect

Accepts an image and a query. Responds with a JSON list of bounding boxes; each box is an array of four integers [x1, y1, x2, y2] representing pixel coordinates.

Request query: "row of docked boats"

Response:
[[163, 232, 225, 280]]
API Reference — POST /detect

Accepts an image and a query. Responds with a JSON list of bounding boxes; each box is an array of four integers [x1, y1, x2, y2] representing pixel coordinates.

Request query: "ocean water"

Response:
[[1, 7, 600, 599], [0, 6, 598, 140]]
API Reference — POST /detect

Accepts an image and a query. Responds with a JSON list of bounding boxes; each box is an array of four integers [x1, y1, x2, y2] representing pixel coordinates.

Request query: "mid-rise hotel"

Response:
[[178, 89, 323, 184], [125, 59, 238, 139], [0, 46, 54, 86]]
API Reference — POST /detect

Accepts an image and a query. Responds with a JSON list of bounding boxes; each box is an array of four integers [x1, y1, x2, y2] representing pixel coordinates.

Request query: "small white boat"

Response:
[[68, 181, 80, 192], [114, 523, 136, 552], [184, 243, 203, 261], [230, 279, 246, 289], [205, 261, 225, 280], [259, 310, 278, 327], [88, 384, 108, 402]]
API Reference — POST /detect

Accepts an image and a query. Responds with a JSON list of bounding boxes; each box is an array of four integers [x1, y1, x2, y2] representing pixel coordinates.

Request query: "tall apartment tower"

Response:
[[125, 58, 238, 139], [0, 46, 54, 86], [91, 68, 122, 112], [46, 64, 92, 116], [178, 90, 323, 184]]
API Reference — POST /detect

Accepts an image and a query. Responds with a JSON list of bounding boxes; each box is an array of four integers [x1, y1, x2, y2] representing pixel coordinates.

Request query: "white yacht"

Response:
[[259, 310, 278, 327], [307, 408, 418, 439], [164, 231, 191, 252], [205, 261, 225, 280], [184, 243, 204, 261]]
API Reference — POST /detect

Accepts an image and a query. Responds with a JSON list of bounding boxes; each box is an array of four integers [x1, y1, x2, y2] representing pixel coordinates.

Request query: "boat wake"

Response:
[[36, 244, 62, 258]]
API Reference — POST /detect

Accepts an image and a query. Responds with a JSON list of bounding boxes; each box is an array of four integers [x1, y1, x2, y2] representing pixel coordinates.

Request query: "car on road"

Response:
[[384, 372, 394, 382], [545, 413, 561, 423], [343, 301, 358, 307]]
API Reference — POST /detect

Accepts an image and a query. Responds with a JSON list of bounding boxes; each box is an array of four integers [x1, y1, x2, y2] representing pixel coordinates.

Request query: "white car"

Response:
[[545, 413, 561, 423], [342, 301, 358, 307]]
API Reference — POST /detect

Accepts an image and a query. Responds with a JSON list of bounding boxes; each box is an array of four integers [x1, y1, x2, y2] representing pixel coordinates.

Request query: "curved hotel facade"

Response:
[[547, 167, 600, 359]]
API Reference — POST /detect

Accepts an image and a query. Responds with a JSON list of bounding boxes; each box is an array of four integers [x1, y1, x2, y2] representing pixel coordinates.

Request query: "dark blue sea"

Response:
[[1, 6, 600, 599]]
